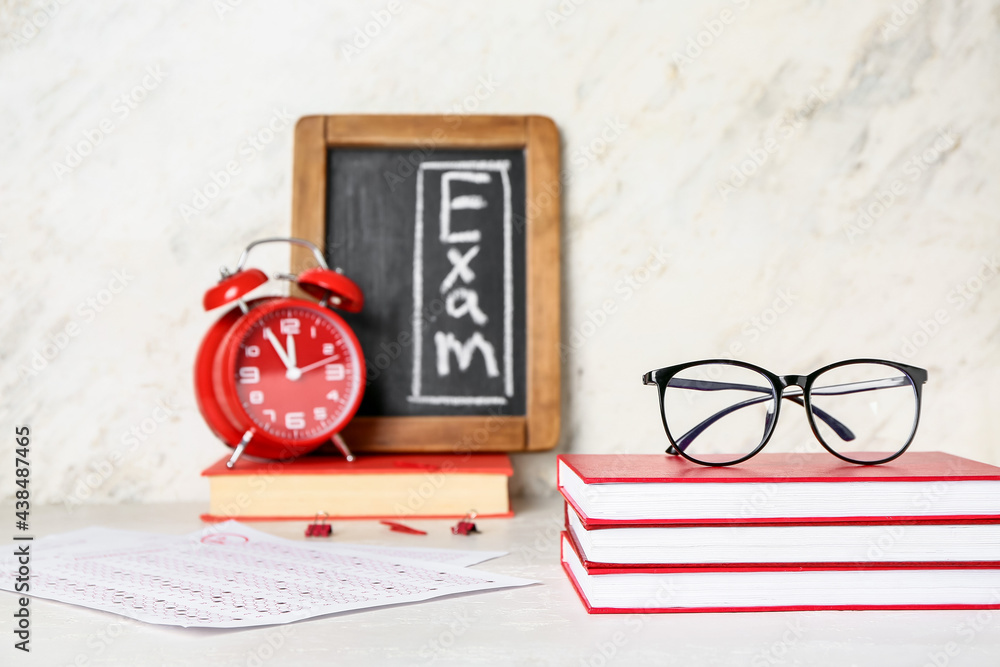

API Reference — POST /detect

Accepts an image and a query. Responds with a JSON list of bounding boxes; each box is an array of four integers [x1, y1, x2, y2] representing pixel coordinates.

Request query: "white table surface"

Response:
[[3, 495, 1000, 666]]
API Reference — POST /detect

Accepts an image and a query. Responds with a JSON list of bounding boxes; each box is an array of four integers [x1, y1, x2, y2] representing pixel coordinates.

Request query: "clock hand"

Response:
[[297, 355, 341, 375], [286, 333, 297, 368], [263, 327, 294, 370]]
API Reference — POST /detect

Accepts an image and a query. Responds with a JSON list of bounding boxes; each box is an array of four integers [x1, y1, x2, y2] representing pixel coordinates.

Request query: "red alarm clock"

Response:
[[194, 238, 365, 468]]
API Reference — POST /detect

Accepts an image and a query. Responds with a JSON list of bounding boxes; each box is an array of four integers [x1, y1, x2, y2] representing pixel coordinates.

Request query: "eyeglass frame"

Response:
[[641, 358, 928, 467]]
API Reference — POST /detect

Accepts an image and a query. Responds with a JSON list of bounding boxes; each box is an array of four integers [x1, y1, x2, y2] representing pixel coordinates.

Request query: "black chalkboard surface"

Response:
[[326, 149, 527, 417], [291, 115, 560, 453]]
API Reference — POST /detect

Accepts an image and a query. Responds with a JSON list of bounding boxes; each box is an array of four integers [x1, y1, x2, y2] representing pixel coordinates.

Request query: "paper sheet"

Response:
[[0, 521, 534, 628], [329, 543, 508, 567]]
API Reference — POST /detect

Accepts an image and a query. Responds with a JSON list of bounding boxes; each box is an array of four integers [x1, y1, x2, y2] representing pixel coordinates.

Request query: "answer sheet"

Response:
[[0, 521, 534, 628]]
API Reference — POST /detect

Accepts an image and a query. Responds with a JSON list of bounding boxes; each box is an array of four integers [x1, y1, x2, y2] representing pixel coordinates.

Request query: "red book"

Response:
[[561, 532, 1000, 614], [564, 501, 1000, 569], [558, 452, 1000, 527], [201, 453, 513, 521]]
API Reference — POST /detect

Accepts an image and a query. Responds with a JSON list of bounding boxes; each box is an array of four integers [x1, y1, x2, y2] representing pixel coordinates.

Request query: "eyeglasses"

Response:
[[642, 359, 928, 466]]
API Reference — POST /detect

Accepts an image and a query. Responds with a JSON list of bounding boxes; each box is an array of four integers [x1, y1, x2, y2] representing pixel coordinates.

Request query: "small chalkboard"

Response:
[[291, 115, 560, 453], [326, 148, 528, 417]]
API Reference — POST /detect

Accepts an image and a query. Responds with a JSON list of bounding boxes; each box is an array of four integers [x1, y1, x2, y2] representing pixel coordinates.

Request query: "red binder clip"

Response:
[[305, 512, 332, 537], [451, 511, 479, 536]]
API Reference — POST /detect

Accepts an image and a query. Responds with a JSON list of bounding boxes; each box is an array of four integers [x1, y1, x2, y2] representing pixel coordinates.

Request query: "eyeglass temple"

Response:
[[669, 393, 850, 454], [665, 375, 910, 454]]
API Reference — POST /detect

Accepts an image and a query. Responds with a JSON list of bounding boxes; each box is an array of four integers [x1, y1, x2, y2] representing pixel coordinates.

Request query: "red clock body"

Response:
[[196, 298, 365, 460], [195, 238, 366, 463]]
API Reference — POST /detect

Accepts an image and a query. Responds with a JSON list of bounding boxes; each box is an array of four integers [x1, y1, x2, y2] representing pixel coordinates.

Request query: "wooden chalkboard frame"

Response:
[[290, 115, 560, 453]]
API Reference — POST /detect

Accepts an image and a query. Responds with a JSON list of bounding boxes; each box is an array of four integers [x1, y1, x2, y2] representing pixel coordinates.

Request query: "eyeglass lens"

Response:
[[661, 364, 777, 464], [807, 362, 918, 463]]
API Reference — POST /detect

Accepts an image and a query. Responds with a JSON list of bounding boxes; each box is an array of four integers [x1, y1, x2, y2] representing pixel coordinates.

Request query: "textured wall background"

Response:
[[1, 0, 998, 506]]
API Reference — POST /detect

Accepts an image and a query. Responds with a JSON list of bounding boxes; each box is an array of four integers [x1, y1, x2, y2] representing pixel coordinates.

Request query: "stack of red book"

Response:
[[557, 452, 1000, 613]]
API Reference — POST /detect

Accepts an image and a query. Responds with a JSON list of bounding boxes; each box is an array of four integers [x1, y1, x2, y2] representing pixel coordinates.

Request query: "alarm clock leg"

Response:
[[331, 433, 355, 462], [226, 430, 254, 469]]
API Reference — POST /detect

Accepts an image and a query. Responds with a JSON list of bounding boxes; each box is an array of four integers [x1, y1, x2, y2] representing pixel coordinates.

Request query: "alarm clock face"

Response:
[[216, 298, 365, 451]]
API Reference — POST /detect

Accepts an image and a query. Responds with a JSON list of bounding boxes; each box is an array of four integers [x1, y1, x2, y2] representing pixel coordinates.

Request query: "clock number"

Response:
[[249, 390, 264, 405], [311, 326, 317, 339], [280, 318, 300, 335], [313, 407, 327, 421], [325, 364, 345, 381], [322, 343, 335, 355], [245, 345, 260, 358], [285, 412, 306, 430], [239, 367, 260, 384], [326, 389, 340, 401], [263, 409, 276, 423]]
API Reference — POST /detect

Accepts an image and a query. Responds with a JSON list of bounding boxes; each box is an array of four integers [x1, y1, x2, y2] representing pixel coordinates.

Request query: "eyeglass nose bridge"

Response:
[[776, 375, 809, 391]]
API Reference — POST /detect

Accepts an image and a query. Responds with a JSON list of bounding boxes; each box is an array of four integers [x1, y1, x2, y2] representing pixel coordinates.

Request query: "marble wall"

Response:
[[1, 0, 998, 505]]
